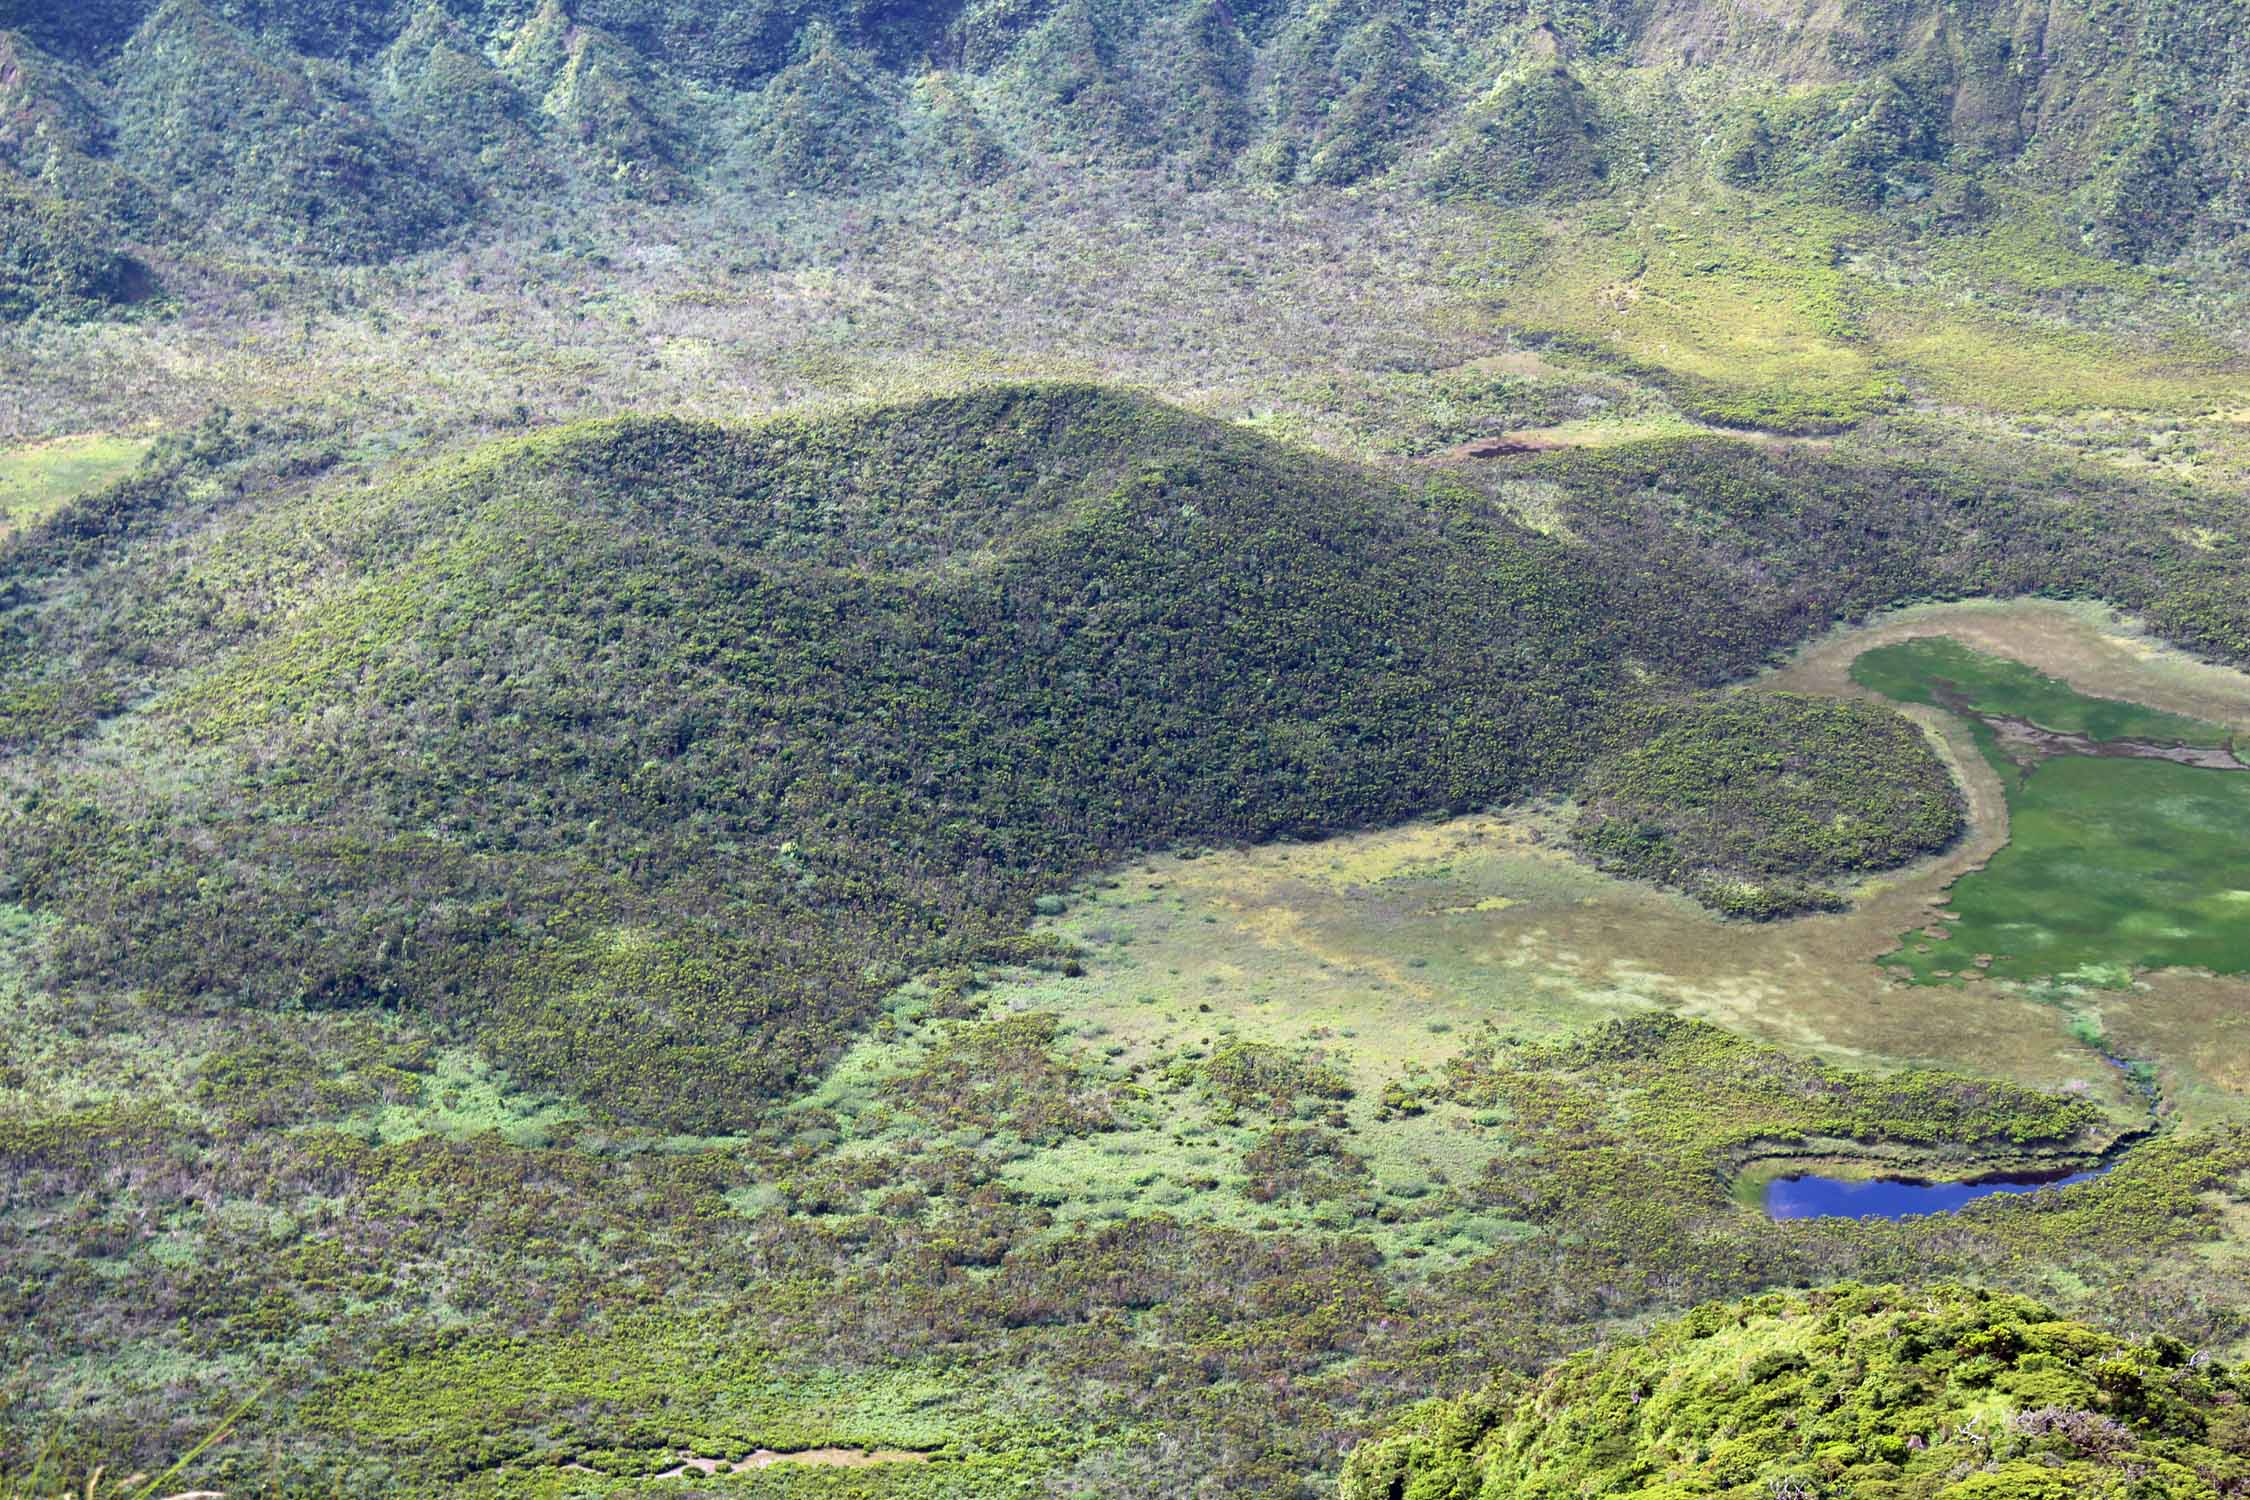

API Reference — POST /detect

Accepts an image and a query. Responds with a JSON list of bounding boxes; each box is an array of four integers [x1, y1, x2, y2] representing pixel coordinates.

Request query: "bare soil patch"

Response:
[[563, 1448, 932, 1478]]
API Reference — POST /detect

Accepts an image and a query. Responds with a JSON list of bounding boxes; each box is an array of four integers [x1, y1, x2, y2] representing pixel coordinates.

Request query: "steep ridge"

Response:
[[0, 0, 2242, 271], [110, 0, 475, 262]]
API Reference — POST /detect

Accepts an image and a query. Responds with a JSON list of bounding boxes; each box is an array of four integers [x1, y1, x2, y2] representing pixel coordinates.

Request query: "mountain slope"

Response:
[[0, 169, 151, 320], [110, 0, 475, 261], [2, 0, 2244, 271]]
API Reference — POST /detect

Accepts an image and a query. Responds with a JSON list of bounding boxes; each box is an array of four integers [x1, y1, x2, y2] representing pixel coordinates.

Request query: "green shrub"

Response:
[[1343, 1283, 2250, 1500], [1571, 692, 1964, 916]]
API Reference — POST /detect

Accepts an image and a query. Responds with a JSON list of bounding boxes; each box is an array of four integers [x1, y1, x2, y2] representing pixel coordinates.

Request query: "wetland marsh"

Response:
[[1849, 633, 2250, 987], [925, 601, 2250, 1253]]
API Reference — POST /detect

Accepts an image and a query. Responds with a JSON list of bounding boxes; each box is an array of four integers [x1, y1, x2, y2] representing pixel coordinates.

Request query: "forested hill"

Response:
[[1, 0, 2244, 293], [5, 383, 2247, 1137], [3, 385, 1625, 1131]]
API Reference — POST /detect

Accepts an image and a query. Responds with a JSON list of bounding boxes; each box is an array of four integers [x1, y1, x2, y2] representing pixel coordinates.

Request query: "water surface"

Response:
[[1765, 1165, 2108, 1220]]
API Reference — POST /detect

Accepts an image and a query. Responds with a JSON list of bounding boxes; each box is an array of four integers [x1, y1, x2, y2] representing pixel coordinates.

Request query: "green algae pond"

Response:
[[1852, 637, 2250, 986]]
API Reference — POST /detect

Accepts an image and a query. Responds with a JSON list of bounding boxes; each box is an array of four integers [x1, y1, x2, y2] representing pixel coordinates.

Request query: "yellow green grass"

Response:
[[0, 433, 150, 536], [1491, 190, 2247, 437], [789, 790, 2148, 1270], [0, 431, 151, 537], [1502, 194, 1899, 432], [1866, 299, 2248, 416]]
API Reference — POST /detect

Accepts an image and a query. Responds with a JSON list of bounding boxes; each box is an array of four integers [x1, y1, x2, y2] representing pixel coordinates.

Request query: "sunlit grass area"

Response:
[[0, 433, 151, 536]]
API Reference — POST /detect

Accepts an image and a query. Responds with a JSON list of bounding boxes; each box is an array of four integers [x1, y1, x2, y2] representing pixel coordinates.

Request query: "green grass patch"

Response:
[[0, 432, 151, 535], [1495, 192, 1913, 433], [1857, 636, 2250, 985], [1886, 755, 2250, 986], [1853, 636, 2231, 748]]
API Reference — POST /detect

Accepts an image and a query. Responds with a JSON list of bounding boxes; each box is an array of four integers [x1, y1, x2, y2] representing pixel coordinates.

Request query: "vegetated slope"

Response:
[[7, 392, 2248, 1133], [0, 169, 152, 321], [1342, 1281, 2250, 1499], [110, 0, 476, 262], [1572, 693, 1966, 918], [0, 384, 1627, 1131], [1508, 437, 2250, 671], [2, 0, 2245, 269]]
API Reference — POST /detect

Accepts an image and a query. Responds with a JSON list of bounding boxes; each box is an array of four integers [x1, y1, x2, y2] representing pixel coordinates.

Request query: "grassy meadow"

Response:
[[1847, 635, 2250, 988], [1851, 637, 2235, 751], [0, 433, 151, 537], [1891, 755, 2250, 987]]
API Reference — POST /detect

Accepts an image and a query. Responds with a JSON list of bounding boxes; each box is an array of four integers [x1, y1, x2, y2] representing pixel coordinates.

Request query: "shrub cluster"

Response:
[[1571, 692, 1966, 917], [1344, 1282, 2250, 1499]]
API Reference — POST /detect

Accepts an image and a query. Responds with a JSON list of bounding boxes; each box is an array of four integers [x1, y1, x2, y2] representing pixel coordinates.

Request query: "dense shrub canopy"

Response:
[[0, 384, 1630, 1129], [0, 172, 149, 321], [1572, 692, 1967, 917], [1343, 1282, 2250, 1499]]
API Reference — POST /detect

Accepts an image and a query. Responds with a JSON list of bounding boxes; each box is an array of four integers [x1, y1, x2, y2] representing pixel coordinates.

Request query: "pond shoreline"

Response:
[[1738, 1046, 2165, 1220]]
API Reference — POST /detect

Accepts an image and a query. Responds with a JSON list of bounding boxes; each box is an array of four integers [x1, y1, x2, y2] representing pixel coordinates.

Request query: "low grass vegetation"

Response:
[[1853, 637, 2250, 987], [1852, 637, 2233, 753], [0, 434, 151, 537], [1888, 753, 2250, 987]]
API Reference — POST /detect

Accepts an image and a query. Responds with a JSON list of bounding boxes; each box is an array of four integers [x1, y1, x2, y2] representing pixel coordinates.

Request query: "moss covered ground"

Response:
[[1896, 756, 2250, 986], [1851, 638, 2234, 754], [1344, 1283, 2250, 1499]]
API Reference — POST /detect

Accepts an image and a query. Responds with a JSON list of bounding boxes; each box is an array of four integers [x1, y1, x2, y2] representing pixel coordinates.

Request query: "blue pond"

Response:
[[1764, 1166, 2109, 1220]]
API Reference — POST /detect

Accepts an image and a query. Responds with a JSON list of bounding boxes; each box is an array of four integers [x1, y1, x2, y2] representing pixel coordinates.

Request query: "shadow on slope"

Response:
[[0, 384, 1622, 1131], [7, 387, 2250, 1134]]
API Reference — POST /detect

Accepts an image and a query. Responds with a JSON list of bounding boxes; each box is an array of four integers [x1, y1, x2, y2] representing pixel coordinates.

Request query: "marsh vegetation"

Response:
[[1853, 637, 2250, 987]]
